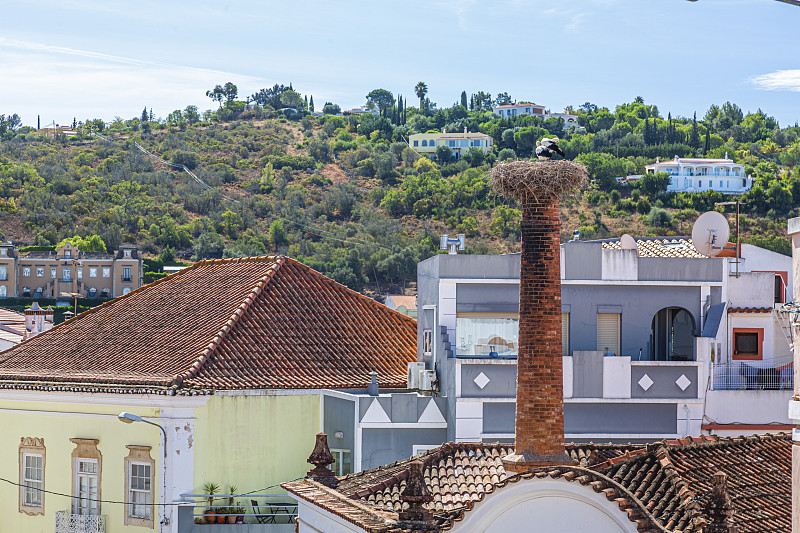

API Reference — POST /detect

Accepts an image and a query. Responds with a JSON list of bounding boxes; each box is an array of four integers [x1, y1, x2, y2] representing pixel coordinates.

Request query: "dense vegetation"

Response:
[[1, 85, 797, 296]]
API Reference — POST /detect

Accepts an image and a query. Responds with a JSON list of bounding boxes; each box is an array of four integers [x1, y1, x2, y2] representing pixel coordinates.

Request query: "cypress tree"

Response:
[[304, 95, 308, 111], [309, 96, 314, 113], [689, 112, 700, 149], [141, 107, 148, 122], [461, 91, 468, 109], [704, 127, 710, 153]]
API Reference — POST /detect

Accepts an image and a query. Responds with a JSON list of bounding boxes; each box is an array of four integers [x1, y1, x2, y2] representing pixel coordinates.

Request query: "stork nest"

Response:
[[490, 159, 588, 203]]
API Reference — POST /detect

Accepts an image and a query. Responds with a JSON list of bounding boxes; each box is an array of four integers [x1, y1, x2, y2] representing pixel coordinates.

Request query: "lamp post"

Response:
[[118, 412, 169, 532]]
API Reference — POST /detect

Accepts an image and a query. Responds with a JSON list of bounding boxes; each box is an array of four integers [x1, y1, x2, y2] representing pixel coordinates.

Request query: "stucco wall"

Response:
[[0, 397, 161, 532], [193, 393, 320, 495]]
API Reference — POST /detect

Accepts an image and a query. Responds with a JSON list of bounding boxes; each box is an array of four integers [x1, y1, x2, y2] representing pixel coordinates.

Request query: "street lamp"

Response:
[[118, 412, 169, 531]]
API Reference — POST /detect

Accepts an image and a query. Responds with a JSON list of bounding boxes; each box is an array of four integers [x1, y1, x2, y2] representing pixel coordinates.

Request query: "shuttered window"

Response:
[[597, 313, 621, 355], [561, 313, 570, 356]]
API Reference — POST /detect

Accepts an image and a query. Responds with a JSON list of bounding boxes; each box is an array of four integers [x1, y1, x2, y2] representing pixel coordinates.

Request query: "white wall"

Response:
[[452, 477, 639, 533], [728, 272, 776, 308], [601, 249, 638, 281], [740, 243, 793, 297], [705, 390, 792, 428]]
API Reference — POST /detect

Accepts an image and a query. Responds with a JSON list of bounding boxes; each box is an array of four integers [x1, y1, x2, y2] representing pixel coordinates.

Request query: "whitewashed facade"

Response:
[[645, 155, 751, 193]]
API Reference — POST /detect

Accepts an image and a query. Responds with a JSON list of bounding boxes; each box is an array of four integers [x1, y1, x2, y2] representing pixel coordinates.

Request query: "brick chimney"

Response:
[[306, 432, 339, 488], [490, 160, 587, 473], [703, 472, 736, 533]]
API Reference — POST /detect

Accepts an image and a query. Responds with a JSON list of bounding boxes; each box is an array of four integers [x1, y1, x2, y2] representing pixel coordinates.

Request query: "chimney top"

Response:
[[703, 471, 736, 533], [367, 371, 379, 396], [397, 460, 437, 531], [306, 433, 339, 488]]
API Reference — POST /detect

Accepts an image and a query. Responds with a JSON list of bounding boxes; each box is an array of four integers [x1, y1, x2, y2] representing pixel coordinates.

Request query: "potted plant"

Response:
[[216, 507, 227, 524], [225, 485, 239, 524], [202, 482, 220, 524], [234, 501, 247, 523]]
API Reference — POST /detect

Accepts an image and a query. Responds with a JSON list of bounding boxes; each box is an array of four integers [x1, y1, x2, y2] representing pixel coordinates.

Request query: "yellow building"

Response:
[[0, 242, 143, 300], [0, 256, 416, 532]]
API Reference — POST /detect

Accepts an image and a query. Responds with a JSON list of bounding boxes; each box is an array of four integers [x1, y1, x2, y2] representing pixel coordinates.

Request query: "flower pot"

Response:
[[216, 514, 226, 524], [236, 515, 244, 524], [227, 515, 237, 524], [204, 510, 216, 524]]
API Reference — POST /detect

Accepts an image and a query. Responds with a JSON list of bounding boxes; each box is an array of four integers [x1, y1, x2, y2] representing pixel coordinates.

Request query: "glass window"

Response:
[[50, 267, 57, 278], [0, 285, 6, 298], [77, 268, 83, 279], [331, 449, 351, 476], [129, 463, 152, 520], [63, 268, 71, 280], [102, 267, 110, 278], [423, 329, 432, 355], [23, 454, 44, 508], [65, 250, 71, 259], [75, 459, 99, 515], [460, 139, 468, 147], [89, 267, 97, 278], [123, 267, 131, 281], [0, 248, 5, 256], [699, 180, 703, 187], [124, 249, 131, 258], [456, 316, 519, 357], [36, 267, 44, 277], [421, 140, 427, 147], [413, 140, 418, 147], [0, 265, 6, 281]]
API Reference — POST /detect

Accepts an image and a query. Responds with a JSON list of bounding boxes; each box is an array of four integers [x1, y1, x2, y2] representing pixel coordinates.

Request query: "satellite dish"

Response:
[[691, 211, 730, 256], [620, 234, 638, 250]]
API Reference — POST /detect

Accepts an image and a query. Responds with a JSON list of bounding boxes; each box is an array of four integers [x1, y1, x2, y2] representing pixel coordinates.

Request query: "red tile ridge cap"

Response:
[[169, 256, 285, 389]]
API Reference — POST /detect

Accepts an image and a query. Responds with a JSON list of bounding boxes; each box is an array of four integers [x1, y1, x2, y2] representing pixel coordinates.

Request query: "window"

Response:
[[562, 313, 570, 356], [122, 287, 131, 295], [0, 265, 6, 281], [102, 267, 110, 278], [19, 438, 45, 515], [123, 267, 131, 282], [63, 268, 71, 281], [89, 267, 97, 278], [733, 328, 763, 360], [597, 313, 621, 355], [456, 315, 519, 357], [330, 449, 351, 476], [0, 285, 6, 298], [460, 139, 468, 147], [0, 248, 5, 256], [101, 288, 110, 298], [22, 267, 30, 277], [22, 287, 31, 297], [124, 249, 131, 258], [699, 180, 703, 188], [70, 438, 101, 516], [470, 139, 483, 147], [77, 268, 83, 279], [50, 267, 57, 279], [413, 140, 419, 147], [421, 140, 428, 147], [65, 250, 71, 259], [36, 267, 44, 278], [124, 445, 154, 527], [423, 329, 433, 355]]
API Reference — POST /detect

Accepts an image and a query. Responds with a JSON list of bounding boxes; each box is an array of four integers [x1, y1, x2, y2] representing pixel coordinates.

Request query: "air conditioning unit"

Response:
[[407, 362, 426, 389], [420, 370, 437, 392]]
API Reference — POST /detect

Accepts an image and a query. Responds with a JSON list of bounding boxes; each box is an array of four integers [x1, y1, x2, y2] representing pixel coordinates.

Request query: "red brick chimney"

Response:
[[490, 160, 587, 473]]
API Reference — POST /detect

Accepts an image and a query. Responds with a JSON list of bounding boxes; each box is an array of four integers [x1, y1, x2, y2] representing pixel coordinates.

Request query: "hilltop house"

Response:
[[0, 255, 416, 533], [645, 155, 751, 194], [491, 102, 579, 127], [408, 131, 493, 160], [385, 294, 417, 318], [0, 242, 143, 299]]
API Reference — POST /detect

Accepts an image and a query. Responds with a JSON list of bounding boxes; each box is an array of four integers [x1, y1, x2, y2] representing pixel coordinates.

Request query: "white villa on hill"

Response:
[[645, 155, 751, 194], [492, 102, 578, 127]]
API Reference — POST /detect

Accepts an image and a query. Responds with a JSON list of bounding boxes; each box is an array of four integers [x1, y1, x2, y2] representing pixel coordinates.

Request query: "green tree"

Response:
[[309, 95, 315, 113], [495, 92, 513, 105], [635, 172, 671, 197], [460, 91, 468, 109], [184, 105, 200, 125], [415, 82, 428, 110], [194, 231, 224, 259], [141, 107, 148, 123], [269, 220, 288, 247], [489, 205, 521, 237], [366, 89, 395, 117], [280, 90, 303, 109], [222, 82, 238, 108], [206, 85, 225, 108], [323, 102, 341, 115]]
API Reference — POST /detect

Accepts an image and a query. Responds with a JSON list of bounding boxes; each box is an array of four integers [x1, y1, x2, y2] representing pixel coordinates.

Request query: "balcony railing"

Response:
[[179, 492, 297, 525], [712, 361, 793, 391], [55, 511, 106, 533]]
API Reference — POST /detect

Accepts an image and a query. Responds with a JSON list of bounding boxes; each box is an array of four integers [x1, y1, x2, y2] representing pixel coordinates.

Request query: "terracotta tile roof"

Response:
[[285, 434, 790, 533], [727, 307, 773, 314], [387, 295, 417, 311], [0, 308, 25, 324], [0, 256, 417, 394], [601, 238, 708, 258]]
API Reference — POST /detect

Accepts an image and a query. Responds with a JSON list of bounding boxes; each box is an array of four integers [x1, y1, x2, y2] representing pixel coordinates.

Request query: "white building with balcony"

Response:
[[408, 131, 493, 160], [645, 155, 751, 194], [492, 102, 578, 127]]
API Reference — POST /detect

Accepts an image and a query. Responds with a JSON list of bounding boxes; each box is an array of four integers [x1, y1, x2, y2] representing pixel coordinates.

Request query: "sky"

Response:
[[2, 0, 800, 128]]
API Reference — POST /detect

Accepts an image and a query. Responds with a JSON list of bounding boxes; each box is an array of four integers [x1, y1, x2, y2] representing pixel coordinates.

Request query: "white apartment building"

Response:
[[492, 102, 578, 127], [645, 155, 752, 194]]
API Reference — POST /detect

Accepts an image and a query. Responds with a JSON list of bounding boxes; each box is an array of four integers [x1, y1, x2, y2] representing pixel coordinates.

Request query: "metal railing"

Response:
[[712, 361, 793, 390], [179, 492, 297, 525], [55, 511, 106, 533]]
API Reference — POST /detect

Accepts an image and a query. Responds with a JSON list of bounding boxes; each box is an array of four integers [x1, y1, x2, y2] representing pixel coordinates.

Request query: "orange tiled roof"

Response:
[[0, 256, 417, 394], [285, 434, 790, 533], [387, 295, 416, 311], [727, 307, 773, 314]]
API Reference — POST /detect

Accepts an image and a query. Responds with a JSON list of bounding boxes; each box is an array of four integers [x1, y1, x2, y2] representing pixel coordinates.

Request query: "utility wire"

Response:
[[0, 475, 302, 507]]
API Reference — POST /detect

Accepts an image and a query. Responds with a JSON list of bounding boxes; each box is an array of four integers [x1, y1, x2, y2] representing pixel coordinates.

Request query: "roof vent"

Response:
[[367, 370, 379, 396]]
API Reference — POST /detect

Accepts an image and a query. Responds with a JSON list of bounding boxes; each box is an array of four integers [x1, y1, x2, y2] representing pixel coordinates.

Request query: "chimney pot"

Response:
[[367, 371, 379, 396], [306, 433, 339, 488]]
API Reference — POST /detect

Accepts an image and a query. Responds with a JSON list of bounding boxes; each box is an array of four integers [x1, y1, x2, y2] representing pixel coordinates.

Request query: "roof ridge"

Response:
[[168, 256, 286, 389], [651, 444, 704, 526]]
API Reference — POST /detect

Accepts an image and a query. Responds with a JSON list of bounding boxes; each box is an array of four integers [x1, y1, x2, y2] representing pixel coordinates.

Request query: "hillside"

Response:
[[0, 93, 797, 297]]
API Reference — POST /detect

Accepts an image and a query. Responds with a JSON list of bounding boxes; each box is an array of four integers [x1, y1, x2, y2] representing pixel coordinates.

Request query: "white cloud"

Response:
[[750, 69, 800, 92]]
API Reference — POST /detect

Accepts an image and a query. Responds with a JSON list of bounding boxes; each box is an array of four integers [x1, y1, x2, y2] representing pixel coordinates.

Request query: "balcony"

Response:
[[54, 511, 105, 533], [179, 491, 297, 532], [122, 277, 132, 282], [712, 361, 793, 391]]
